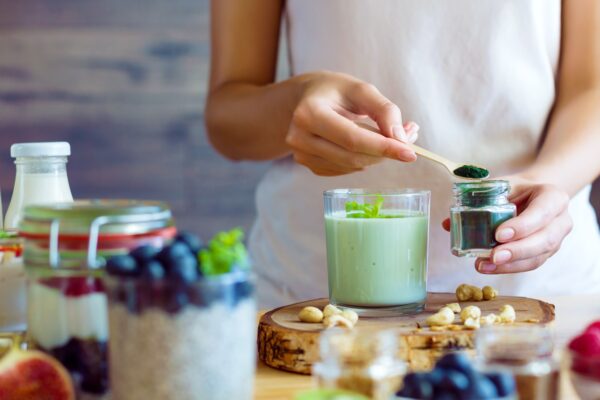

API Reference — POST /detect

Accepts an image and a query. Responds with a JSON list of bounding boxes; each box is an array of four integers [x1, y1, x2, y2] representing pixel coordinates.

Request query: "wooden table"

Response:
[[254, 294, 600, 400]]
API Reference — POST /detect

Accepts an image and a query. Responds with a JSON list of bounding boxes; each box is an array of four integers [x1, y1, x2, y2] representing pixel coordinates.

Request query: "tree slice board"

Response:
[[258, 293, 555, 375]]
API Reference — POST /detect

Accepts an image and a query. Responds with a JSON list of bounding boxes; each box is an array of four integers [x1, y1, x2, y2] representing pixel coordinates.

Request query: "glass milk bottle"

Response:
[[4, 142, 73, 231]]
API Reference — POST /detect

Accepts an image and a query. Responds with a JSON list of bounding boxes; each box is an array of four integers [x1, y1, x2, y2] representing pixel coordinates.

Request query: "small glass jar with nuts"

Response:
[[313, 328, 406, 400]]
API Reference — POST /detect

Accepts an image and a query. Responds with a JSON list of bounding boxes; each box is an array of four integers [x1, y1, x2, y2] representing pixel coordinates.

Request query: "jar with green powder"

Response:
[[450, 180, 516, 257]]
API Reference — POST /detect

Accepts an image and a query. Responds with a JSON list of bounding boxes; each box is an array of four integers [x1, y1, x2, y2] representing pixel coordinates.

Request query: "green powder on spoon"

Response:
[[453, 165, 489, 179]]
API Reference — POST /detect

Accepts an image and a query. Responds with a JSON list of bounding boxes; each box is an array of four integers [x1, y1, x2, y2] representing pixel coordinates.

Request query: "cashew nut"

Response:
[[445, 303, 461, 313], [341, 309, 359, 325], [324, 314, 354, 329], [480, 313, 499, 326], [464, 317, 481, 330], [298, 306, 324, 323], [456, 284, 474, 302], [456, 284, 497, 302], [426, 306, 455, 326], [483, 286, 498, 301], [323, 304, 342, 318], [499, 304, 516, 323], [471, 287, 484, 301], [460, 305, 481, 323]]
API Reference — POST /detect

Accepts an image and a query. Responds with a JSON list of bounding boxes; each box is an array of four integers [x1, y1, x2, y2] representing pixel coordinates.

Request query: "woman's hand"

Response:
[[442, 176, 573, 274], [287, 71, 419, 176]]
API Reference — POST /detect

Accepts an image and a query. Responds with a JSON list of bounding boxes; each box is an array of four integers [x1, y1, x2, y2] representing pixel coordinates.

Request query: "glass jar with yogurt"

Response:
[[19, 200, 175, 397], [324, 189, 430, 316], [5, 142, 74, 231]]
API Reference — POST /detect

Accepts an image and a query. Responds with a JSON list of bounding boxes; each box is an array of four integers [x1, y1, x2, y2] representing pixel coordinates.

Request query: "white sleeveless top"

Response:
[[249, 0, 600, 308]]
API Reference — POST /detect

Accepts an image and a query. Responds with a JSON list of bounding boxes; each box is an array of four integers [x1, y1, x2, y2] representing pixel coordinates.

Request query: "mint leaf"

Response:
[[344, 195, 384, 218], [199, 227, 250, 276]]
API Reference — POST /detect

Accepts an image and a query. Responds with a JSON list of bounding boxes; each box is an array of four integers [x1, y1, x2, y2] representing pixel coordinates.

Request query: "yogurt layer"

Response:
[[28, 282, 108, 349]]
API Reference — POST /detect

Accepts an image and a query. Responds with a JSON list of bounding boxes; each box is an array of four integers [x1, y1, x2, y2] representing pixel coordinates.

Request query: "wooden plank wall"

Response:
[[0, 1, 598, 240], [0, 0, 270, 239]]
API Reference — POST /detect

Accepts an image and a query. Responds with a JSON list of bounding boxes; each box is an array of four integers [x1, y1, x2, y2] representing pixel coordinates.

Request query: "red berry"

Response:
[[39, 277, 104, 297], [585, 321, 600, 335], [569, 332, 600, 357]]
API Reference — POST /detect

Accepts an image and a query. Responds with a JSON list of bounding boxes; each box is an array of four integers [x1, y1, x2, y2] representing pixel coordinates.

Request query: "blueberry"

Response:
[[433, 392, 458, 400], [440, 370, 469, 392], [461, 374, 498, 400], [157, 242, 194, 267], [437, 352, 474, 374], [168, 255, 199, 283], [428, 368, 445, 386], [140, 260, 166, 281], [175, 231, 203, 253], [165, 287, 188, 313], [130, 245, 159, 264], [486, 371, 516, 397], [106, 255, 139, 277], [234, 280, 254, 303], [398, 373, 436, 399]]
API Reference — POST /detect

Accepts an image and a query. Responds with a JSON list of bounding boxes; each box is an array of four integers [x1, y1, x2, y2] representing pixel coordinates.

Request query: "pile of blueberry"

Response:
[[105, 232, 252, 314], [396, 353, 515, 400]]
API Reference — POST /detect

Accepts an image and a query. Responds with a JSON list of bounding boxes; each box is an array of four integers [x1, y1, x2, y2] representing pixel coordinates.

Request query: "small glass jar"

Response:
[[450, 180, 516, 257], [5, 142, 74, 231], [476, 326, 559, 400], [20, 200, 174, 397], [313, 328, 406, 400]]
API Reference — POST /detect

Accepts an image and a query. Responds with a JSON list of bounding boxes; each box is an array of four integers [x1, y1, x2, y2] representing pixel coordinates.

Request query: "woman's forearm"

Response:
[[205, 75, 310, 161], [523, 88, 600, 196]]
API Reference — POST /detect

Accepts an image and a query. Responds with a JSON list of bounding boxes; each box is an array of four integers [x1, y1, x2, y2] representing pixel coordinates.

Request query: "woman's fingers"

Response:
[[302, 103, 416, 161], [490, 211, 573, 266], [495, 184, 569, 243], [345, 82, 405, 139], [287, 126, 383, 170], [292, 150, 361, 176], [476, 253, 552, 274]]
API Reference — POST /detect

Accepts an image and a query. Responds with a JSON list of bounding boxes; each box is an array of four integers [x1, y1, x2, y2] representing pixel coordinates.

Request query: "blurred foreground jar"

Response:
[[313, 328, 406, 400], [20, 200, 174, 397], [476, 326, 559, 400]]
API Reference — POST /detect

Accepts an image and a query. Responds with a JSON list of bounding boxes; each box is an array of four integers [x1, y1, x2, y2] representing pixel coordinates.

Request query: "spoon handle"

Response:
[[407, 143, 456, 172], [355, 122, 456, 172]]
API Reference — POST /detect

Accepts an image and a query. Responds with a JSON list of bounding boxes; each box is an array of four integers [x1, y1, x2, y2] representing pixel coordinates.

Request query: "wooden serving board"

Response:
[[258, 293, 555, 375]]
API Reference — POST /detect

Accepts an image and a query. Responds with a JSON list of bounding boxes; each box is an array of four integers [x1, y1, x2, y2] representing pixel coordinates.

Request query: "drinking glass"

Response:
[[324, 189, 430, 316]]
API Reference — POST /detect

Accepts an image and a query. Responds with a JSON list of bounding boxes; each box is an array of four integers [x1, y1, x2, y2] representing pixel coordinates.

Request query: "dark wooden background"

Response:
[[0, 1, 598, 239]]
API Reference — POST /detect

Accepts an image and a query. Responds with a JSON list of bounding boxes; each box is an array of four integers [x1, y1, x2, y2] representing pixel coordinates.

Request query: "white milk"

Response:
[[4, 173, 73, 231]]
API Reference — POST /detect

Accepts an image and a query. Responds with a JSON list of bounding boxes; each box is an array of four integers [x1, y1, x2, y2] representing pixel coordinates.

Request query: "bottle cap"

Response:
[[10, 142, 71, 158]]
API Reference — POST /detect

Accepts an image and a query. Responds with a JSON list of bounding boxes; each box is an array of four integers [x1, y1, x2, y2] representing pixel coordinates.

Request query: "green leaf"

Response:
[[295, 389, 368, 400], [198, 227, 250, 276], [344, 195, 385, 219]]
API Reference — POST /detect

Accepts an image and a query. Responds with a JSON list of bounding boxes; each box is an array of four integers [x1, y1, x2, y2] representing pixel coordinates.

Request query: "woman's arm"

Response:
[[475, 0, 600, 274], [521, 0, 600, 194], [205, 0, 417, 175]]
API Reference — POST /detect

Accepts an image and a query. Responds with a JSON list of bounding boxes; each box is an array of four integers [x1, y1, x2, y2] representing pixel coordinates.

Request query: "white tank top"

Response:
[[249, 0, 600, 308]]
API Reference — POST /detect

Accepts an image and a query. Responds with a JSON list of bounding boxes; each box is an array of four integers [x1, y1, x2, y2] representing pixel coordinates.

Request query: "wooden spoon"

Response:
[[356, 122, 489, 180]]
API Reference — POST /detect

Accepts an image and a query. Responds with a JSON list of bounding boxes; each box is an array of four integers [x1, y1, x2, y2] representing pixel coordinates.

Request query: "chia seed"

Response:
[[108, 299, 256, 400]]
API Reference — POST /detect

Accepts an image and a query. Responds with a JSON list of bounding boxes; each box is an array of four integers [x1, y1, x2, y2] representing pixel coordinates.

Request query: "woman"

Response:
[[206, 1, 600, 307]]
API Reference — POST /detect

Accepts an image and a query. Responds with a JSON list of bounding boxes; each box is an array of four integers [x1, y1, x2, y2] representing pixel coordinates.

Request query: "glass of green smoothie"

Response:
[[324, 189, 430, 316]]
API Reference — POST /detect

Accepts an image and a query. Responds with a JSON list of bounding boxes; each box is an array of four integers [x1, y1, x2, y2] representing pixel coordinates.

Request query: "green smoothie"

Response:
[[325, 211, 428, 307]]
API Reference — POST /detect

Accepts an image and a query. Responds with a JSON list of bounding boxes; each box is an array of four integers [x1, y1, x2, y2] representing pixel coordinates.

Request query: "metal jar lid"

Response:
[[19, 199, 174, 268]]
